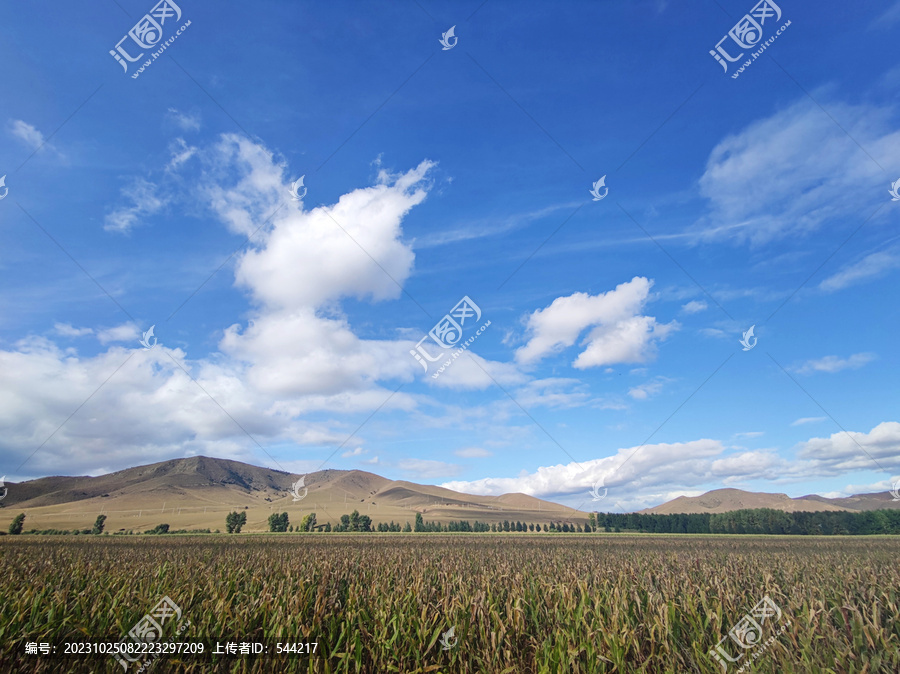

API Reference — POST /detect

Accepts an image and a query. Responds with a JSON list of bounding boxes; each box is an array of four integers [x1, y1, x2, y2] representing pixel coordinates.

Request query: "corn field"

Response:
[[1, 534, 898, 672]]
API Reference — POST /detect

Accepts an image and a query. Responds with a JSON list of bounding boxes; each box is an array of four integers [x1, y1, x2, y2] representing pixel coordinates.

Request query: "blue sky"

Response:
[[1, 0, 899, 511]]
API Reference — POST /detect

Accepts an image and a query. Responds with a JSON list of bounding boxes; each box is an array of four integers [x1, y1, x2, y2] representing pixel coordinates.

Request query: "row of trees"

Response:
[[5, 513, 108, 536], [593, 509, 900, 535], [256, 508, 900, 535], [11, 507, 900, 537]]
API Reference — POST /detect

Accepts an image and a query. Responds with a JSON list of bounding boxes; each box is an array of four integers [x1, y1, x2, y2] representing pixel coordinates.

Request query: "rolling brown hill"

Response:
[[639, 487, 900, 515], [796, 491, 900, 512], [0, 456, 585, 533]]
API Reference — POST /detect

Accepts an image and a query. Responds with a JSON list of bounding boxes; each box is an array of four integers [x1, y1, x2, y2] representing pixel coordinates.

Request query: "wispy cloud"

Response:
[[97, 323, 140, 344], [628, 376, 671, 401], [166, 108, 201, 132], [791, 416, 826, 426], [9, 119, 47, 150], [53, 323, 93, 338], [819, 248, 900, 292], [8, 119, 60, 156], [681, 300, 707, 314], [166, 137, 197, 172], [104, 179, 167, 233], [695, 98, 899, 245], [454, 447, 492, 458], [414, 201, 581, 248], [792, 353, 876, 375]]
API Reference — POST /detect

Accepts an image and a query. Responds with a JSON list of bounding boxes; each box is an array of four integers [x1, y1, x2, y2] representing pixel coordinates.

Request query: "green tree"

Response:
[[268, 512, 290, 532], [150, 523, 169, 534], [9, 513, 25, 535], [299, 513, 317, 532], [414, 513, 425, 532], [324, 522, 332, 532], [403, 521, 412, 532], [225, 511, 247, 533], [92, 514, 107, 535]]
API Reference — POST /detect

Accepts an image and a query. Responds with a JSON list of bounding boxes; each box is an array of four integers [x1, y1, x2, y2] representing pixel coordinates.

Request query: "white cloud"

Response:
[[733, 431, 764, 439], [97, 323, 140, 344], [442, 422, 900, 504], [696, 98, 900, 245], [425, 351, 526, 391], [441, 439, 725, 498], [166, 137, 197, 172], [710, 450, 784, 479], [166, 108, 201, 132], [796, 422, 900, 474], [681, 300, 707, 314], [454, 447, 492, 458], [104, 179, 167, 233], [53, 323, 93, 338], [341, 446, 366, 458], [512, 378, 591, 408], [791, 416, 826, 426], [515, 277, 678, 369], [9, 119, 50, 152], [361, 456, 379, 465], [818, 249, 900, 292], [0, 139, 440, 478], [792, 353, 876, 375], [627, 376, 670, 401]]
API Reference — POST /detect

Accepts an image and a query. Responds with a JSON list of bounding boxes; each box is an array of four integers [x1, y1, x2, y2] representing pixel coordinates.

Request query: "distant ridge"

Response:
[[640, 487, 900, 515]]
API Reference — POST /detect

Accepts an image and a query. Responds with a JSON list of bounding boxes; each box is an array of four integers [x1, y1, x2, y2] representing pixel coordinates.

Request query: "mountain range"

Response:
[[2, 456, 897, 533], [0, 456, 583, 532]]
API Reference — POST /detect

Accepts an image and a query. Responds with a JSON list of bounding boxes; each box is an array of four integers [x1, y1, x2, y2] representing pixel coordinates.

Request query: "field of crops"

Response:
[[1, 534, 898, 672]]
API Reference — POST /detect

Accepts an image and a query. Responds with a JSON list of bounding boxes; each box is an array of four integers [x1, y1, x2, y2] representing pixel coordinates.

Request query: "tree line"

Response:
[[8, 506, 900, 537], [591, 509, 900, 535]]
